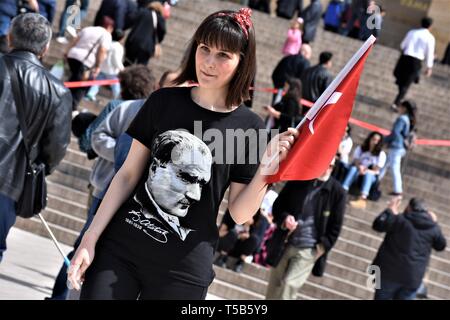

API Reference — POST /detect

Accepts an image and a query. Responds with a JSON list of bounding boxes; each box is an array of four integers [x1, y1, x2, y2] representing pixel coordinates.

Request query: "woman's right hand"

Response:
[[67, 231, 97, 291], [260, 128, 299, 176]]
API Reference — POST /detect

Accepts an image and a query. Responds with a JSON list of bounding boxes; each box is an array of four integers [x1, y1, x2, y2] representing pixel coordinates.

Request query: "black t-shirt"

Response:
[[99, 87, 266, 287]]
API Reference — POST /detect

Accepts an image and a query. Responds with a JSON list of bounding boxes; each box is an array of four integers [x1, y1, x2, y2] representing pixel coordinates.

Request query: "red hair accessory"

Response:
[[218, 8, 253, 39]]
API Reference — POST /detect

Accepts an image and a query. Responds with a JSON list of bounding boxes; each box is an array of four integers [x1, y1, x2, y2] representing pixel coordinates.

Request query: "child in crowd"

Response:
[[282, 17, 303, 56]]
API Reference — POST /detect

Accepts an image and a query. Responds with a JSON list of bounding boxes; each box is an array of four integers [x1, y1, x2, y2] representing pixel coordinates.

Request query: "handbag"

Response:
[[4, 56, 48, 218], [80, 35, 105, 80]]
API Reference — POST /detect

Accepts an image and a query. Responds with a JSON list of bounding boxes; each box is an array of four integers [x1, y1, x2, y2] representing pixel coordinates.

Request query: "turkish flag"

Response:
[[267, 36, 376, 183]]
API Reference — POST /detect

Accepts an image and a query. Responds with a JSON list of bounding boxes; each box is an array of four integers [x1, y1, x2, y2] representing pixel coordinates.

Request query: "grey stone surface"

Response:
[[0, 227, 71, 300]]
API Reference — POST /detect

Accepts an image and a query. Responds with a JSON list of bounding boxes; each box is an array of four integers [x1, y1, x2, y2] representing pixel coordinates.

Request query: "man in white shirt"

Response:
[[392, 17, 435, 111]]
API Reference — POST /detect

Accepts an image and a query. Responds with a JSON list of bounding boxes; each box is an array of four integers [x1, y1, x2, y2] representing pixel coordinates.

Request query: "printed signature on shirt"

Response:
[[126, 210, 170, 243]]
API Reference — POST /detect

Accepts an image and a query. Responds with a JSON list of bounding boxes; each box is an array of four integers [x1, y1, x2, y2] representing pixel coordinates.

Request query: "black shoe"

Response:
[[213, 254, 228, 268], [389, 192, 403, 196], [233, 260, 245, 273]]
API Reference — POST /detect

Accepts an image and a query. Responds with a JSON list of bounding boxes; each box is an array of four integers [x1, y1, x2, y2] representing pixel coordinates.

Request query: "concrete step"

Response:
[[333, 235, 450, 276], [14, 216, 78, 246], [39, 207, 85, 234], [47, 193, 88, 220], [64, 147, 95, 168], [56, 160, 91, 182], [47, 170, 90, 193], [209, 276, 264, 300], [47, 180, 89, 205]]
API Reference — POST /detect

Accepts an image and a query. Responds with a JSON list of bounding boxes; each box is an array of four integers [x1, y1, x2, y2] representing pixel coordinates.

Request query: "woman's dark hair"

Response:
[[361, 131, 383, 156], [400, 100, 417, 131], [119, 65, 157, 100], [283, 77, 302, 104], [319, 51, 333, 65], [159, 70, 176, 88], [174, 10, 256, 108]]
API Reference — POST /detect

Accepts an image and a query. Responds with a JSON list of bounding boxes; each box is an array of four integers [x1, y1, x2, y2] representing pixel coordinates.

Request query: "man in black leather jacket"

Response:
[[301, 51, 334, 106], [0, 13, 72, 263]]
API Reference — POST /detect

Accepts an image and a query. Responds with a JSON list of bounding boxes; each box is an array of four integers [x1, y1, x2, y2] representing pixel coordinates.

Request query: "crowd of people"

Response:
[[0, 0, 448, 301]]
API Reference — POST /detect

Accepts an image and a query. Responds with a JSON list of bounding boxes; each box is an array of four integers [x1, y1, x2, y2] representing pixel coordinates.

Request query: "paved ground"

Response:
[[0, 227, 222, 300], [0, 227, 70, 300]]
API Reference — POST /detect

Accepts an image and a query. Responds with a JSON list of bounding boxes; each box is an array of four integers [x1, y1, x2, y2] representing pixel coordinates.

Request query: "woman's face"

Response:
[[369, 134, 381, 150], [398, 104, 407, 115], [195, 43, 240, 91]]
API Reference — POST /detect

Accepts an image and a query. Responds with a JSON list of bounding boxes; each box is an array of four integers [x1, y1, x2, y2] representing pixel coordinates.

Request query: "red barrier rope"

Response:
[[64, 79, 119, 88], [64, 80, 449, 146]]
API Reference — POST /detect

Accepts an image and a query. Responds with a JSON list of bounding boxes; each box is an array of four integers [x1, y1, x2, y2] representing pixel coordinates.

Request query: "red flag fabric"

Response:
[[267, 38, 375, 183]]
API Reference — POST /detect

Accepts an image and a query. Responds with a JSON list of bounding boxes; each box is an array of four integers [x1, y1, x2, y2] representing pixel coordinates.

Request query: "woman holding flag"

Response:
[[67, 8, 297, 300]]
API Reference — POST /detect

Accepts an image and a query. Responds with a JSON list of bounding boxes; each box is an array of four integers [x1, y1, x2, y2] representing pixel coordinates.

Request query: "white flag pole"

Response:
[[266, 35, 377, 168], [296, 35, 377, 129], [38, 213, 71, 267]]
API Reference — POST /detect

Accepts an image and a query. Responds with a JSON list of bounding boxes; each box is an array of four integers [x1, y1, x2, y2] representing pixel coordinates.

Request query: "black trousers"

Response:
[[80, 246, 208, 300], [67, 58, 89, 111], [124, 47, 152, 66], [218, 229, 260, 257], [393, 55, 422, 106], [394, 83, 412, 106]]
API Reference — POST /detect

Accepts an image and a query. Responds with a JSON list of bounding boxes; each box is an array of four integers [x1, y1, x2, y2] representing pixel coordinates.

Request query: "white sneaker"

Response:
[[56, 36, 69, 44]]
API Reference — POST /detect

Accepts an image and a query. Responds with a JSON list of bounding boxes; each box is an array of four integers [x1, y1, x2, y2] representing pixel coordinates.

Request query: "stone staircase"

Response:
[[12, 0, 450, 300]]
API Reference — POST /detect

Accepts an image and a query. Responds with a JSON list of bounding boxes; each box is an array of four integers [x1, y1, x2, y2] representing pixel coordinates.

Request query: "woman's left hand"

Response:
[[260, 127, 299, 176]]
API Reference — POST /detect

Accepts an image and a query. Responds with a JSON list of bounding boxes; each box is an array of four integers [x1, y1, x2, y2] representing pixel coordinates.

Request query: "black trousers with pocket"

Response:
[[80, 245, 208, 300]]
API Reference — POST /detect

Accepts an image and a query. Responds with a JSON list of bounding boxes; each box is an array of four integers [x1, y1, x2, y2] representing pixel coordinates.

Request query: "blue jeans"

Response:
[[58, 0, 89, 37], [38, 1, 56, 24], [374, 279, 417, 300], [86, 72, 121, 100], [342, 165, 378, 197], [0, 193, 16, 263], [380, 148, 406, 194], [48, 195, 101, 299], [0, 14, 11, 37]]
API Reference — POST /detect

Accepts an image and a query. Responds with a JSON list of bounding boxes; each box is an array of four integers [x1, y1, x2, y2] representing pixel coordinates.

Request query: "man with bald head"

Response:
[[271, 44, 312, 104]]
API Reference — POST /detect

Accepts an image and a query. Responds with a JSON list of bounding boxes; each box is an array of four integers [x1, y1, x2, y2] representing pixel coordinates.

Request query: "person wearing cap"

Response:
[[372, 197, 446, 300]]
